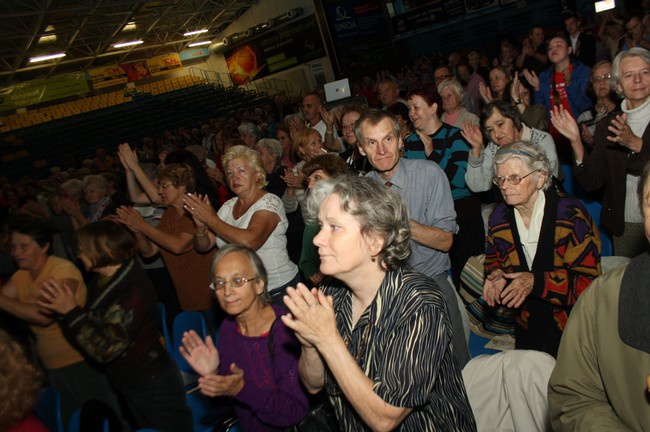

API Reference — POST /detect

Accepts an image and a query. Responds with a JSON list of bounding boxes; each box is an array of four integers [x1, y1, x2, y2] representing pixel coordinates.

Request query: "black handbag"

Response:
[[285, 395, 339, 432], [267, 320, 340, 432]]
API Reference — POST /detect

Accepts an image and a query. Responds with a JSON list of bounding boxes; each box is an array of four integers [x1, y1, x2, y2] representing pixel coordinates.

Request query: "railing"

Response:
[[187, 67, 296, 97]]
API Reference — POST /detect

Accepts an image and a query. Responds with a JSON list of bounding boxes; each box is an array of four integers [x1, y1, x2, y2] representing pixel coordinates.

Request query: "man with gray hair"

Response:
[[551, 47, 650, 258], [355, 108, 470, 369]]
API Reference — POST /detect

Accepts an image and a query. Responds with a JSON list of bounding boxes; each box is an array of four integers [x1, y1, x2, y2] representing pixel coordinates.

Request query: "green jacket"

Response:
[[549, 262, 650, 431]]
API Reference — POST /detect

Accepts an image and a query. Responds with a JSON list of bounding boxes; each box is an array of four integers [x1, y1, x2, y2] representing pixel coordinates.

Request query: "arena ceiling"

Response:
[[0, 0, 258, 86]]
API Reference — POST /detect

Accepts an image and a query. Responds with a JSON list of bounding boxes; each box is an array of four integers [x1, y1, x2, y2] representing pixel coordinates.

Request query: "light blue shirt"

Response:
[[366, 158, 458, 277]]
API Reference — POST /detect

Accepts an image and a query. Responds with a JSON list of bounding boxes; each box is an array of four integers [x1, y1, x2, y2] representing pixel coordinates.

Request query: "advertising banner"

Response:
[[324, 0, 388, 43], [0, 72, 89, 111], [223, 15, 326, 85], [87, 64, 128, 89], [119, 60, 151, 81], [146, 53, 183, 76], [180, 48, 212, 61]]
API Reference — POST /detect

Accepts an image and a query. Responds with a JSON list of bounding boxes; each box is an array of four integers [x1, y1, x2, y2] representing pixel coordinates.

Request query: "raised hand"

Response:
[[319, 106, 336, 129], [460, 121, 485, 156], [511, 72, 522, 102], [118, 143, 139, 172], [607, 113, 643, 153], [415, 130, 434, 157], [281, 167, 304, 189], [281, 284, 337, 350], [521, 69, 540, 91], [179, 330, 220, 376], [550, 106, 580, 143], [183, 193, 216, 226], [479, 81, 493, 103]]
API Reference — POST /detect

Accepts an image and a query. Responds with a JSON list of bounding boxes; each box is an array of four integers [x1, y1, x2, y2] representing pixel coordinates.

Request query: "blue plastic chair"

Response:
[[68, 407, 81, 432], [580, 199, 602, 229], [560, 163, 575, 196], [157, 302, 172, 355], [185, 391, 231, 432], [580, 199, 614, 256], [172, 311, 208, 374], [34, 387, 64, 432]]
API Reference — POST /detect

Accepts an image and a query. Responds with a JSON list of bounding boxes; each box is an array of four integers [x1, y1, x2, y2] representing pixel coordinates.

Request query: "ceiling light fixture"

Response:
[[188, 41, 211, 47], [112, 40, 144, 48], [184, 29, 209, 36], [123, 22, 137, 32], [29, 52, 66, 63]]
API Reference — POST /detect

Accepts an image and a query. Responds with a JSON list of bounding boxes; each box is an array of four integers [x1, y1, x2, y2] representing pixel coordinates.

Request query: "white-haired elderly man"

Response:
[[551, 47, 650, 258]]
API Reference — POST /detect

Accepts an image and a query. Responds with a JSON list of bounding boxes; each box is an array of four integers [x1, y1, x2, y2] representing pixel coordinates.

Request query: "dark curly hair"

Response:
[[0, 329, 44, 431]]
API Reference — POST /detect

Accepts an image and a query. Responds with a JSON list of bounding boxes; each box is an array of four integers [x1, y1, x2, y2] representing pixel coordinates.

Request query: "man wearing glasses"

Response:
[[551, 48, 650, 258]]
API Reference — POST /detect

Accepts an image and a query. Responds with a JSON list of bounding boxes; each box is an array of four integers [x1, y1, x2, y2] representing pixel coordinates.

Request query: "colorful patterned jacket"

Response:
[[485, 189, 602, 338]]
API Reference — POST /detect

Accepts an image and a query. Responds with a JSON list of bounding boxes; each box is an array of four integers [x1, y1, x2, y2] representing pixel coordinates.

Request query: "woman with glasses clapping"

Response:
[[180, 244, 308, 432], [482, 141, 601, 357], [116, 163, 216, 319]]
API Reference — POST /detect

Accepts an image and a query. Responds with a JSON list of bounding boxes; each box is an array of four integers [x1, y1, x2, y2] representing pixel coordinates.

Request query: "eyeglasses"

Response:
[[210, 276, 257, 291], [157, 183, 173, 190], [591, 73, 611, 84], [492, 170, 539, 186], [434, 74, 452, 82], [341, 122, 356, 131]]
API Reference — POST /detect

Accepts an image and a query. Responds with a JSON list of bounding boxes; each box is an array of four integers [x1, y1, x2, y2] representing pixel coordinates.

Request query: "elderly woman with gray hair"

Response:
[[255, 138, 286, 198], [438, 79, 479, 129], [62, 174, 115, 230], [180, 244, 308, 431], [282, 174, 476, 431], [483, 141, 602, 357]]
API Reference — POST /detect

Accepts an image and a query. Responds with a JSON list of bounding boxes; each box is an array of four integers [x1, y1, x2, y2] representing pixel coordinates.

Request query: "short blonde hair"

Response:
[[222, 145, 267, 189]]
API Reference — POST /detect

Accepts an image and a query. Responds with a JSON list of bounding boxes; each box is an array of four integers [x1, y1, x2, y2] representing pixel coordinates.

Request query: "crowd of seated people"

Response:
[[0, 8, 650, 430]]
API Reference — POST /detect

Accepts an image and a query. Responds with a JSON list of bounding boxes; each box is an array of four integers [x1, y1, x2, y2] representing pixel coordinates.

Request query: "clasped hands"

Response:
[[483, 269, 534, 309], [281, 283, 337, 350], [180, 330, 244, 397]]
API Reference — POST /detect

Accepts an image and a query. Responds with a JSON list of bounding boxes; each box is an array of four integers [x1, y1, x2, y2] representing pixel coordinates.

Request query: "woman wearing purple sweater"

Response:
[[180, 244, 308, 431]]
